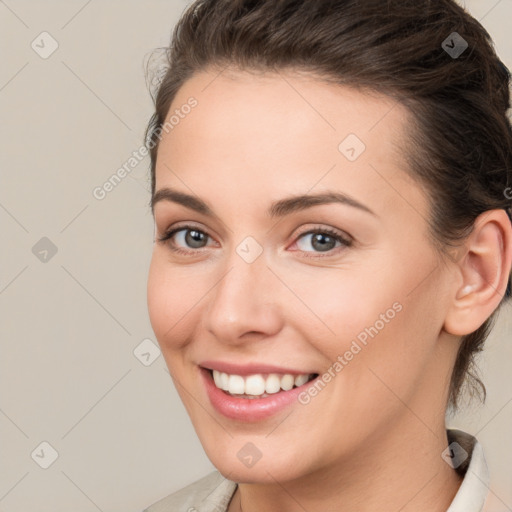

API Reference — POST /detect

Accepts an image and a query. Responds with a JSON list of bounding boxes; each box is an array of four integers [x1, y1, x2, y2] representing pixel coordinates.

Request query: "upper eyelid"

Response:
[[161, 222, 349, 237]]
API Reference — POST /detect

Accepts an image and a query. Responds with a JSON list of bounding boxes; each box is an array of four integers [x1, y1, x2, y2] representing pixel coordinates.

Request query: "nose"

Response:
[[203, 249, 284, 346]]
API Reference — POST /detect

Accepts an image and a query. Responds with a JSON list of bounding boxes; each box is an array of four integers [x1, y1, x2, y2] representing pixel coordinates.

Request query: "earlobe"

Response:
[[443, 209, 512, 337]]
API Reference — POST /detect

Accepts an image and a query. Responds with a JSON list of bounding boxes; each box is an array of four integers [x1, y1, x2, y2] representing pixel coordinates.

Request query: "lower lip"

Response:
[[200, 367, 317, 422]]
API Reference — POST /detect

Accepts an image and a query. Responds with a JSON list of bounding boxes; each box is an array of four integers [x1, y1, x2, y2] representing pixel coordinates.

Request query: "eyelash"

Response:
[[157, 223, 353, 258]]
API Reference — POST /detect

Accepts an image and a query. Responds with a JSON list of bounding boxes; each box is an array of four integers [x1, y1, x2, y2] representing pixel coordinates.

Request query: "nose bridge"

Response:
[[216, 232, 270, 303], [204, 239, 282, 341]]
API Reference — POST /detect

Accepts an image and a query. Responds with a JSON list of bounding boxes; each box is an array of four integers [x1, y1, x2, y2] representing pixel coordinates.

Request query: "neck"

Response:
[[229, 417, 464, 512]]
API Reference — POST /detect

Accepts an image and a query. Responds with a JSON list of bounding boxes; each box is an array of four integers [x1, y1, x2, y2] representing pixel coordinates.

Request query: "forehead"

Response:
[[165, 67, 408, 145], [154, 68, 426, 222]]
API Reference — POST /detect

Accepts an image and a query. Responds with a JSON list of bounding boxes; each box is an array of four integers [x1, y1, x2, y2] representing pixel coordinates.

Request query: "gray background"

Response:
[[0, 1, 511, 511]]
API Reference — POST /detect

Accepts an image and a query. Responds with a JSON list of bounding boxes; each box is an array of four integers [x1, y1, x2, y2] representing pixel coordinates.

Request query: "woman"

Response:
[[143, 0, 512, 510]]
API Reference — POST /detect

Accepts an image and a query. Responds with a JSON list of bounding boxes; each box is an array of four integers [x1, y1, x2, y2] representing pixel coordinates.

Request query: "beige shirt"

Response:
[[143, 428, 489, 512]]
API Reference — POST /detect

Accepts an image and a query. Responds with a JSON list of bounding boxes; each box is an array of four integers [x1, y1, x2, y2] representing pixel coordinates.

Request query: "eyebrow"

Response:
[[151, 187, 376, 218]]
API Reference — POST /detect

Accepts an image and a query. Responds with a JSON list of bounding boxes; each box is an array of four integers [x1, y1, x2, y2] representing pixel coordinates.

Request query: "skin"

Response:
[[146, 67, 512, 512]]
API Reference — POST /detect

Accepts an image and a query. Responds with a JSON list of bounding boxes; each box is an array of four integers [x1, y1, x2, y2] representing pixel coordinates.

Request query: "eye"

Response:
[[157, 224, 214, 255], [292, 227, 352, 257], [157, 224, 352, 257]]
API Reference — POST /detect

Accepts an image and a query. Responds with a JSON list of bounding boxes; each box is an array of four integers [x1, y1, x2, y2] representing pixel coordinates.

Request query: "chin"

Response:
[[204, 443, 308, 484]]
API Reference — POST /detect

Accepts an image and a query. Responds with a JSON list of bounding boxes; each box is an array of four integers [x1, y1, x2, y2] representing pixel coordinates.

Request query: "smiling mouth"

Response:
[[208, 369, 319, 399]]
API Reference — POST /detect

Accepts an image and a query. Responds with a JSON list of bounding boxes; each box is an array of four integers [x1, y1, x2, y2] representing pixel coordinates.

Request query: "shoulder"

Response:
[[142, 470, 238, 512]]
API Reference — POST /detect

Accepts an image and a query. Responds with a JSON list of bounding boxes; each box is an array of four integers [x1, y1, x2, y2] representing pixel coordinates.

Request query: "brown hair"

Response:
[[145, 0, 512, 411]]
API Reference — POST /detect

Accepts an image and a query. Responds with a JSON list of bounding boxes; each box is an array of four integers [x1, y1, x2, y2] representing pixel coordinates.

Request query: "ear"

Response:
[[443, 209, 512, 336]]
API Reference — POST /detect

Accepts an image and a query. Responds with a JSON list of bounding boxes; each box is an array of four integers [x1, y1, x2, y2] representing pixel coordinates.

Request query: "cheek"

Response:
[[146, 256, 170, 342], [295, 256, 440, 387], [285, 267, 400, 357], [332, 279, 443, 413], [146, 253, 200, 352]]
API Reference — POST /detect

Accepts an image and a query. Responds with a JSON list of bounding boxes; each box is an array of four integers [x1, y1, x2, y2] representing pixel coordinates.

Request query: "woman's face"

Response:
[[147, 68, 457, 483]]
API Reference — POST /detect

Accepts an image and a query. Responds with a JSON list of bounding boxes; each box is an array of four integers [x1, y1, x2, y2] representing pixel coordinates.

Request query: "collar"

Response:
[[445, 428, 490, 512]]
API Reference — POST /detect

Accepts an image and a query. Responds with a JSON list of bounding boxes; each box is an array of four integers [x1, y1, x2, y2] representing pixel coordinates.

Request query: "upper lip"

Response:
[[199, 360, 317, 376]]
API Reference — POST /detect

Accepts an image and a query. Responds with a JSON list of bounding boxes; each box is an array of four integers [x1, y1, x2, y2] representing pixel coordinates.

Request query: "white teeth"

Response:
[[281, 374, 295, 391], [245, 374, 266, 395], [294, 374, 309, 387], [212, 370, 314, 397], [213, 370, 222, 388], [220, 372, 229, 390], [228, 374, 245, 395], [265, 374, 281, 394]]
